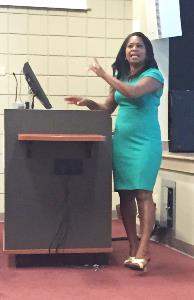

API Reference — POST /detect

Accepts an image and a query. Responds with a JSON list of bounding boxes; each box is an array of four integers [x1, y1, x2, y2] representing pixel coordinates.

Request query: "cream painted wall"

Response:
[[0, 0, 133, 214]]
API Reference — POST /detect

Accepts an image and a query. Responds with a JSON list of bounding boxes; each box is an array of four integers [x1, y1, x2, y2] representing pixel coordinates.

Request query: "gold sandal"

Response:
[[127, 258, 148, 272], [123, 256, 135, 267]]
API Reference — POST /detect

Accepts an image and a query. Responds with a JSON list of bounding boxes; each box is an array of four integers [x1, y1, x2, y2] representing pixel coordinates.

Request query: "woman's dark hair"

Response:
[[112, 32, 158, 79]]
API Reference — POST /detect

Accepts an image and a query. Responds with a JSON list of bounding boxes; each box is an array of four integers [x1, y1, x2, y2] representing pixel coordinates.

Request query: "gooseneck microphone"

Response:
[[12, 72, 25, 109], [12, 72, 18, 103]]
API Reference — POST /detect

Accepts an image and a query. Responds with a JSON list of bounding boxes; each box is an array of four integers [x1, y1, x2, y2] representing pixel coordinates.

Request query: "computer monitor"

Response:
[[23, 62, 52, 109]]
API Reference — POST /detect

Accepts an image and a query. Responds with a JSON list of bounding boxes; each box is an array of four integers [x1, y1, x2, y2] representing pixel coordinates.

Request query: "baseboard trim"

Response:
[[0, 213, 4, 222], [151, 227, 194, 258], [112, 210, 118, 220], [167, 238, 194, 257]]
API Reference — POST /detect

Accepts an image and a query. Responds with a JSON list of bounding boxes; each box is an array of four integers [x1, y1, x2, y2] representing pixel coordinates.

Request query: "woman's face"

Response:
[[125, 35, 147, 67]]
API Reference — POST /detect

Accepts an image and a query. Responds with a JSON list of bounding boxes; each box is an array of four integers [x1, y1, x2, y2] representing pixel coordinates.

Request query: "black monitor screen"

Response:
[[23, 62, 52, 109]]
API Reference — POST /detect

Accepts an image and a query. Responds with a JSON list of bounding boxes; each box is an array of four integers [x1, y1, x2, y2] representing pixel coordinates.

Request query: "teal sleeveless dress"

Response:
[[112, 68, 164, 191]]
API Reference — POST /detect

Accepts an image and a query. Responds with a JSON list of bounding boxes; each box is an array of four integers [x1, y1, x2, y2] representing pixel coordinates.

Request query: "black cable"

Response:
[[52, 176, 71, 253], [55, 180, 71, 252], [48, 176, 71, 254], [12, 72, 18, 102], [31, 94, 35, 109], [112, 237, 127, 241]]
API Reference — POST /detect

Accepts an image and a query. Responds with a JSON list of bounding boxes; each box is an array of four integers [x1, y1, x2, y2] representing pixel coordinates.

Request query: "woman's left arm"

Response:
[[90, 59, 163, 99]]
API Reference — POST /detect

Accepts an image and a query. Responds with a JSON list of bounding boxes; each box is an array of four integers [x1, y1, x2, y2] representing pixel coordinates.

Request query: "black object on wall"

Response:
[[169, 90, 194, 152], [169, 0, 194, 91], [168, 0, 194, 151], [169, 35, 194, 91]]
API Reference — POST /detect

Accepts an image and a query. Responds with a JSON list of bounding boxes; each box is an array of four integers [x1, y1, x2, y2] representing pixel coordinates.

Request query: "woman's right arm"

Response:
[[64, 87, 117, 114]]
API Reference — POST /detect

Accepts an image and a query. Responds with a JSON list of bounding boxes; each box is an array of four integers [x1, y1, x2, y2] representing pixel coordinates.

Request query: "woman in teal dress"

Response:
[[65, 32, 164, 271]]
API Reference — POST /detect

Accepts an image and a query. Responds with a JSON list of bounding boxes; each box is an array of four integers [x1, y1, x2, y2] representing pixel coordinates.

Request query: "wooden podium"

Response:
[[4, 109, 112, 257]]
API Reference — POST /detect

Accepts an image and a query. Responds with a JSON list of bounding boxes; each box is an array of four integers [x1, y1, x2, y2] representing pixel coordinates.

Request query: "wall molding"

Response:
[[0, 0, 88, 10]]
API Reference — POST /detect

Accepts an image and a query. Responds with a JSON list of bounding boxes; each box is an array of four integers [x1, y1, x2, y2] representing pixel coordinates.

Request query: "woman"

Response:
[[65, 32, 164, 271]]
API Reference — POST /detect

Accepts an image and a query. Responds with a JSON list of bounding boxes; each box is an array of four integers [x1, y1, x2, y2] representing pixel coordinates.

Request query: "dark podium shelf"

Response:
[[18, 133, 106, 142]]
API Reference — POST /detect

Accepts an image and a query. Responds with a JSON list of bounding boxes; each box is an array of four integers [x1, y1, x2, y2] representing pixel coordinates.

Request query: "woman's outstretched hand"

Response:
[[89, 58, 106, 78], [64, 96, 88, 106]]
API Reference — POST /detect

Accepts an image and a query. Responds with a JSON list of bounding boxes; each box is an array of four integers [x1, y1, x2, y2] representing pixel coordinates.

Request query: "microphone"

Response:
[[12, 72, 25, 109], [13, 72, 18, 103]]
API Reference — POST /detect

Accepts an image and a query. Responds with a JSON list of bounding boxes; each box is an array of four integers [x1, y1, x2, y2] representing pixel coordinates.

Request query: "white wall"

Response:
[[132, 0, 182, 39], [152, 38, 169, 141]]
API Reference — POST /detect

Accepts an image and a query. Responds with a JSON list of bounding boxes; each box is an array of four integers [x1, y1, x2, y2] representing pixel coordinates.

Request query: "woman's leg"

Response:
[[118, 190, 138, 257], [137, 200, 156, 239], [135, 190, 156, 259], [137, 200, 144, 239]]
